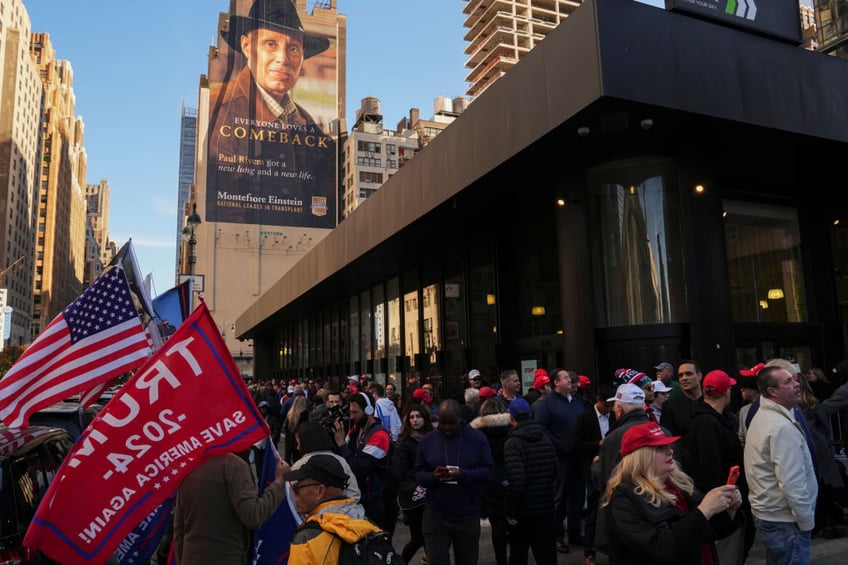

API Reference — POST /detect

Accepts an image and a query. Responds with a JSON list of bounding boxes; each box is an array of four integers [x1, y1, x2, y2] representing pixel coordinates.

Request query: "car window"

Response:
[[0, 433, 72, 549]]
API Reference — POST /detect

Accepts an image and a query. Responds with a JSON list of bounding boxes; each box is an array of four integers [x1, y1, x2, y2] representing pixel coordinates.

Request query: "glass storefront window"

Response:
[[360, 290, 372, 363], [422, 284, 441, 366], [587, 157, 687, 327], [349, 295, 359, 375], [469, 263, 497, 372], [724, 201, 807, 322], [518, 250, 561, 337], [443, 263, 468, 380], [404, 288, 420, 370], [372, 283, 387, 386], [387, 278, 401, 382]]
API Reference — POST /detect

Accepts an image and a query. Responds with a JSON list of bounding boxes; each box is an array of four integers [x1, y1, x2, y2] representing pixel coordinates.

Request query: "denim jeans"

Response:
[[753, 517, 812, 565]]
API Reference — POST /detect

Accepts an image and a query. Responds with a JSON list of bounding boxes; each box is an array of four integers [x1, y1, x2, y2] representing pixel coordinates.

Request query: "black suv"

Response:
[[0, 425, 73, 563]]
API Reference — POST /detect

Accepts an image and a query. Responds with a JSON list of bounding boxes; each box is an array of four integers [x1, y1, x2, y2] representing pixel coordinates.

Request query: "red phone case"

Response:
[[726, 465, 740, 486]]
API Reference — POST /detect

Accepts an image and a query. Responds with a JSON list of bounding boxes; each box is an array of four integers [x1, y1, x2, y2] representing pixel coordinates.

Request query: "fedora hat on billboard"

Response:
[[222, 0, 330, 59]]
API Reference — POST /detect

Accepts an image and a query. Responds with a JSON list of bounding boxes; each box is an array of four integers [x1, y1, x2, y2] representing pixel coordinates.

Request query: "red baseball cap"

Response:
[[533, 373, 551, 390], [703, 370, 737, 396], [620, 422, 680, 457], [578, 375, 592, 389], [412, 387, 431, 402], [478, 386, 498, 400]]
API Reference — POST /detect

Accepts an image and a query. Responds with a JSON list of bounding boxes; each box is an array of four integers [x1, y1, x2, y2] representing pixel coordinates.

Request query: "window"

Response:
[[587, 157, 687, 327], [386, 144, 396, 155], [357, 141, 381, 153], [724, 201, 806, 322], [359, 171, 384, 184], [356, 156, 381, 167]]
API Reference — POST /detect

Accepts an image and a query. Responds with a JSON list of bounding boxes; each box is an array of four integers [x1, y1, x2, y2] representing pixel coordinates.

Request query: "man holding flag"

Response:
[[174, 446, 289, 563]]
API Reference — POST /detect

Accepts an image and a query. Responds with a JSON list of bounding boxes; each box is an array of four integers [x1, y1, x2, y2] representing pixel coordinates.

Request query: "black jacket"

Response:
[[503, 420, 559, 517], [660, 394, 700, 437], [607, 481, 738, 565], [392, 433, 424, 510], [680, 401, 746, 496]]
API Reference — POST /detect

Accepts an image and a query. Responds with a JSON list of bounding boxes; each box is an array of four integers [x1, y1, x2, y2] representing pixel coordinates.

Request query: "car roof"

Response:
[[30, 401, 84, 413], [0, 425, 71, 462]]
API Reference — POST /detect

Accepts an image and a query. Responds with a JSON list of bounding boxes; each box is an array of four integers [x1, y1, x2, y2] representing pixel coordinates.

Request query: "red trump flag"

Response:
[[23, 301, 270, 564]]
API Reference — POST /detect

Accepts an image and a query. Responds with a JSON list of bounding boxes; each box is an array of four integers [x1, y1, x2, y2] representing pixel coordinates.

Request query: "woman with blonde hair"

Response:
[[602, 422, 742, 564], [283, 395, 308, 464]]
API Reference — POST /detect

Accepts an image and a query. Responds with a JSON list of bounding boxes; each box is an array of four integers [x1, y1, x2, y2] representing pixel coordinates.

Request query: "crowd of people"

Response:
[[171, 360, 848, 564]]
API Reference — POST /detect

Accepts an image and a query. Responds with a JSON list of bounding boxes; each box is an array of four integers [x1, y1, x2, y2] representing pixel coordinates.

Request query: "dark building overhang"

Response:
[[236, 0, 848, 339]]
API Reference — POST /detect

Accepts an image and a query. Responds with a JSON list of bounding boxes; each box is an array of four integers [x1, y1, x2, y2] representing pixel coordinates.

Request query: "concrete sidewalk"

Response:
[[389, 518, 848, 564]]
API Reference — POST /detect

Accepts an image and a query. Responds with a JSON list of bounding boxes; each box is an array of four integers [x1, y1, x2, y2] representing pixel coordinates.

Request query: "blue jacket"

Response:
[[413, 422, 494, 520], [533, 390, 585, 460]]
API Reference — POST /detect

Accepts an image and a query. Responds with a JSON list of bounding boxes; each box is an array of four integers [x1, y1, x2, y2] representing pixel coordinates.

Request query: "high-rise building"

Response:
[[0, 0, 43, 347], [815, 0, 848, 57], [85, 179, 114, 267], [800, 3, 818, 50], [29, 33, 87, 340], [83, 216, 103, 288], [175, 103, 197, 281], [341, 96, 420, 219], [463, 0, 582, 98]]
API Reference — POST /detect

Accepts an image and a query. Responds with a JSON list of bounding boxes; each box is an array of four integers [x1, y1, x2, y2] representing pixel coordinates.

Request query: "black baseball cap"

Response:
[[284, 454, 348, 489]]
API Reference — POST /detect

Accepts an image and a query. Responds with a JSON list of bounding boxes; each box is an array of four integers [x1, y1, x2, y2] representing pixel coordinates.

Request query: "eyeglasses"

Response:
[[290, 481, 322, 494]]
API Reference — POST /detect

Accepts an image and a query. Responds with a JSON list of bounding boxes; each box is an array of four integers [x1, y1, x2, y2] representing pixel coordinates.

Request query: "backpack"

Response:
[[303, 522, 405, 565]]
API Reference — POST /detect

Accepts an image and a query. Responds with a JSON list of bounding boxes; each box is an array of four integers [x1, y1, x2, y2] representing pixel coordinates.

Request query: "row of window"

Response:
[[359, 171, 384, 184], [356, 141, 399, 155]]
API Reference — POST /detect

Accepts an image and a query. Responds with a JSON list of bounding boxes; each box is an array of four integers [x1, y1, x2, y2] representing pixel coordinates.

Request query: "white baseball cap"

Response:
[[652, 380, 672, 394], [607, 383, 646, 404]]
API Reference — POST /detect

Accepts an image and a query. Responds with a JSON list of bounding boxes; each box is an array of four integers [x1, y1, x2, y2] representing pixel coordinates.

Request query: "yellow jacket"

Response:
[[289, 498, 382, 564]]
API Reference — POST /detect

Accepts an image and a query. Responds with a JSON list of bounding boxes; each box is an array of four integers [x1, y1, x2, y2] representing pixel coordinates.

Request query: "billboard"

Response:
[[206, 0, 337, 228], [666, 0, 802, 44]]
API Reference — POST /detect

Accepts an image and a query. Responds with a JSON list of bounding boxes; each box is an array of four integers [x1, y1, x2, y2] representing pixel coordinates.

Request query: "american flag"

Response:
[[0, 266, 151, 428]]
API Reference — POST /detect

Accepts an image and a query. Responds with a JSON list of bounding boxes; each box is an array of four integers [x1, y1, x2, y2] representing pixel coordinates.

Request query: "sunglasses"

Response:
[[290, 481, 322, 494]]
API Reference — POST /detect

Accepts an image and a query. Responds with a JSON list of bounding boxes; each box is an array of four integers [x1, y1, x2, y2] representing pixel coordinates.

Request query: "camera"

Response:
[[320, 405, 349, 435]]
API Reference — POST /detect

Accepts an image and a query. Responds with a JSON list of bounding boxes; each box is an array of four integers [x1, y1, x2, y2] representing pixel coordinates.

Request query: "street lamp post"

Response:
[[182, 203, 202, 306]]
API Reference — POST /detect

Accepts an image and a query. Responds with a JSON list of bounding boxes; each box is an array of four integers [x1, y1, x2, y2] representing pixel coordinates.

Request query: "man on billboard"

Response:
[[208, 0, 336, 227]]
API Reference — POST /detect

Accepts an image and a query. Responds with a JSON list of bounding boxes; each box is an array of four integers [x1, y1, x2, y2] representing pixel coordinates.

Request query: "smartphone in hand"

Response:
[[726, 465, 740, 486]]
